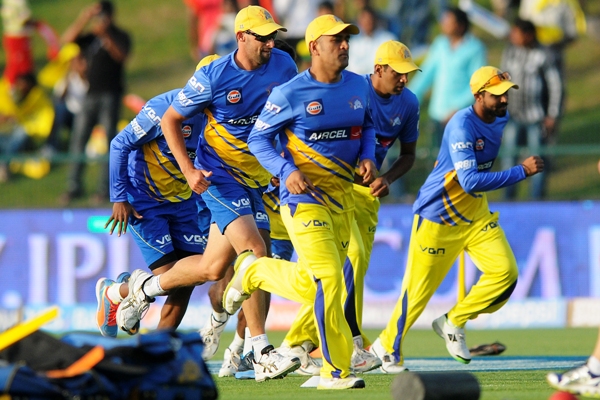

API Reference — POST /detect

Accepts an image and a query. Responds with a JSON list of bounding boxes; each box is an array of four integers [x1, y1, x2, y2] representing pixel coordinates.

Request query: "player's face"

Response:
[[481, 90, 509, 118], [244, 30, 277, 65], [381, 66, 408, 96], [317, 33, 351, 71]]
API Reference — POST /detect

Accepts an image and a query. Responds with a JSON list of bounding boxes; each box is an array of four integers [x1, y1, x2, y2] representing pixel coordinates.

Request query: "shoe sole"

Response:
[[255, 360, 301, 382], [432, 319, 471, 364], [95, 278, 117, 338], [317, 379, 366, 390]]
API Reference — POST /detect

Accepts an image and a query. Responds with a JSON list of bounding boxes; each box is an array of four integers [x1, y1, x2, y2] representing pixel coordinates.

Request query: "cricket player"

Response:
[[369, 66, 544, 371], [223, 15, 377, 389], [97, 87, 207, 337], [279, 40, 422, 374], [108, 6, 300, 382]]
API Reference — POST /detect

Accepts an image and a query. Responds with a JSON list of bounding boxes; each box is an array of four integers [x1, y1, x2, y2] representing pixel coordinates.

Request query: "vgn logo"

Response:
[[232, 198, 251, 208], [226, 89, 243, 105], [419, 245, 445, 255], [304, 99, 324, 117]]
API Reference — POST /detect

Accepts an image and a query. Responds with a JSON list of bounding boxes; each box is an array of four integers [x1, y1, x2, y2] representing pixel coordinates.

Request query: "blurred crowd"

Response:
[[0, 0, 592, 202]]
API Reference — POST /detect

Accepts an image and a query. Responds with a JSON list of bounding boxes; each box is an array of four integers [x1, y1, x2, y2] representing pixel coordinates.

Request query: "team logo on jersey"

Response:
[[475, 139, 485, 151], [391, 116, 402, 127], [348, 96, 364, 110], [478, 160, 494, 171], [305, 100, 324, 117], [182, 124, 192, 138], [226, 89, 243, 105]]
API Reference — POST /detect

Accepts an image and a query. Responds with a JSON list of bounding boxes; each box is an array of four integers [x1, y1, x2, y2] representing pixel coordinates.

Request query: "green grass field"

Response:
[[210, 328, 596, 400]]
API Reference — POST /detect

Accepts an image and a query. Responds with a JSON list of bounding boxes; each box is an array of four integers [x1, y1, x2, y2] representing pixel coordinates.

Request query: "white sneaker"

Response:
[[318, 374, 365, 390], [218, 347, 242, 377], [547, 364, 600, 396], [116, 269, 154, 335], [277, 341, 321, 376], [199, 313, 229, 360], [223, 251, 257, 315], [369, 338, 408, 374], [253, 345, 301, 382], [351, 336, 382, 373], [432, 315, 471, 364]]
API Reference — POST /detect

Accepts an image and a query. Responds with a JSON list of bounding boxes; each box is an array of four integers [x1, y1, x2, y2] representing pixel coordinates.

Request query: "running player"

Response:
[[109, 6, 300, 382], [279, 40, 422, 374], [96, 86, 207, 337], [223, 15, 376, 389], [368, 66, 544, 371]]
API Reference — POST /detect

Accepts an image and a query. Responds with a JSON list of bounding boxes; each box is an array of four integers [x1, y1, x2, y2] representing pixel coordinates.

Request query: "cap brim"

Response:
[[322, 23, 360, 37], [388, 61, 421, 74], [485, 81, 519, 95], [251, 22, 287, 35]]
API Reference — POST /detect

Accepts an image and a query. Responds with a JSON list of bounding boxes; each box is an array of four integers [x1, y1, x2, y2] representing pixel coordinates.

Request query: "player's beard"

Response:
[[258, 48, 272, 65]]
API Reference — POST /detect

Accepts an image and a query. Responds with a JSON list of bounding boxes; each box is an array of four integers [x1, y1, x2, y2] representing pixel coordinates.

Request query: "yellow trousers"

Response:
[[379, 212, 519, 364], [242, 203, 354, 378]]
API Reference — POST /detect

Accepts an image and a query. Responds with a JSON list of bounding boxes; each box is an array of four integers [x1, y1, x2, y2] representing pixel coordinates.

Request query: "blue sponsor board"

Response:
[[0, 202, 599, 311]]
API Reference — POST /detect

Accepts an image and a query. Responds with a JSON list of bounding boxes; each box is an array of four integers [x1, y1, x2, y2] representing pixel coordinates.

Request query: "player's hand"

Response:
[[105, 201, 142, 237], [370, 176, 391, 198], [270, 176, 280, 187], [82, 3, 102, 20], [359, 159, 377, 185], [521, 156, 544, 177], [285, 170, 314, 194], [185, 168, 213, 194]]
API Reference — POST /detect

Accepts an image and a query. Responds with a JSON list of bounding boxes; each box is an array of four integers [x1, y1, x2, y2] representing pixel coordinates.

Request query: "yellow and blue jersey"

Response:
[[109, 89, 204, 206], [363, 74, 420, 171], [248, 69, 376, 213], [414, 106, 526, 225], [171, 49, 298, 188]]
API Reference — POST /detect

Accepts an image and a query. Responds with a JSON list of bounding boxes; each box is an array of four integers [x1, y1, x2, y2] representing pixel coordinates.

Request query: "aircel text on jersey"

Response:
[[307, 128, 349, 141]]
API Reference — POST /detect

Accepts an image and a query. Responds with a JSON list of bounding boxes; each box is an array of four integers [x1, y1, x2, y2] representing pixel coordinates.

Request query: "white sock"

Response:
[[229, 332, 245, 353], [251, 334, 270, 355], [588, 356, 600, 375], [107, 283, 123, 303], [212, 310, 229, 324], [242, 327, 252, 355], [143, 275, 166, 297]]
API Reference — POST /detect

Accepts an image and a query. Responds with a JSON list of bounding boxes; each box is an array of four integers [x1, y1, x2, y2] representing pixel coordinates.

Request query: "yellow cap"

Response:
[[374, 41, 420, 74], [234, 6, 286, 35], [195, 54, 221, 71], [305, 15, 359, 51], [470, 66, 519, 95]]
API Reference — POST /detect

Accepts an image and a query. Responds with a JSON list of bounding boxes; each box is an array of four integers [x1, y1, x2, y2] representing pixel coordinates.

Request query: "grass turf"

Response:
[[210, 328, 596, 400]]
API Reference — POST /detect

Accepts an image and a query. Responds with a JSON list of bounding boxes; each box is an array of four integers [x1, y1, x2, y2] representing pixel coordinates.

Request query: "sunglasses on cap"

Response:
[[245, 30, 277, 43], [478, 71, 512, 93]]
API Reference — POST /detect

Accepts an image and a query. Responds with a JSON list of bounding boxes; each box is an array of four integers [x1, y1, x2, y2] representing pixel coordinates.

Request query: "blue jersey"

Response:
[[248, 69, 376, 213], [363, 74, 420, 171], [109, 89, 204, 206], [414, 106, 526, 225], [171, 49, 298, 188]]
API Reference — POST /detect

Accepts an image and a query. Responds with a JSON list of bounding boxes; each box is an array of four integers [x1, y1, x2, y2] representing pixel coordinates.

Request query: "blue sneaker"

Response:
[[95, 278, 119, 337], [116, 272, 131, 283], [235, 351, 255, 380]]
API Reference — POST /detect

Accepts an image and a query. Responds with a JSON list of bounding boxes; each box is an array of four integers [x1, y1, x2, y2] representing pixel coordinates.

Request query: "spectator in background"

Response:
[[409, 7, 486, 146], [42, 42, 89, 157], [273, 0, 321, 51], [386, 0, 446, 52], [184, 0, 223, 61], [347, 6, 396, 75], [0, 73, 54, 182], [519, 0, 586, 71], [212, 0, 238, 55], [59, 1, 131, 205], [1, 0, 60, 86], [501, 18, 563, 200]]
